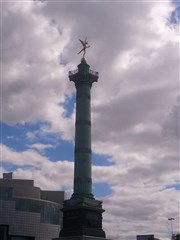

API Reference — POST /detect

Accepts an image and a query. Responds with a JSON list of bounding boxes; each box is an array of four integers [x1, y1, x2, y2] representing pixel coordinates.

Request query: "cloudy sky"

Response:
[[1, 0, 179, 239]]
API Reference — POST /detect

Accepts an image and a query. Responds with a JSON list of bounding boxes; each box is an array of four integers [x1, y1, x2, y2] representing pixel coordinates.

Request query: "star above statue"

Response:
[[78, 37, 90, 59]]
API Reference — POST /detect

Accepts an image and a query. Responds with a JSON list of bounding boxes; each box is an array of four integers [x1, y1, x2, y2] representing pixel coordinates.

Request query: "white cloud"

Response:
[[26, 131, 36, 140], [0, 144, 74, 193], [28, 143, 54, 154], [2, 1, 74, 139]]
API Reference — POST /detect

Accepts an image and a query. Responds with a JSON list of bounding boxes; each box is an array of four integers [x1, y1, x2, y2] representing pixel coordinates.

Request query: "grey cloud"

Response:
[[162, 99, 179, 139]]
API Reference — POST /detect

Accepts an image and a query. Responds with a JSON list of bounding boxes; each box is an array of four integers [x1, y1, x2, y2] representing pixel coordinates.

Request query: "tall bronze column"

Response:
[[58, 59, 106, 239], [72, 59, 97, 197]]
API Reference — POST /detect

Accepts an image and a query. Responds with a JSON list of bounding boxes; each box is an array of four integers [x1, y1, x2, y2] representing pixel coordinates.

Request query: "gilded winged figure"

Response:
[[78, 37, 90, 58]]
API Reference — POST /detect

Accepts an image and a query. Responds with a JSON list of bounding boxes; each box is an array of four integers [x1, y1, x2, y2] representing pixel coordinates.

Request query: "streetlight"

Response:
[[168, 218, 175, 239]]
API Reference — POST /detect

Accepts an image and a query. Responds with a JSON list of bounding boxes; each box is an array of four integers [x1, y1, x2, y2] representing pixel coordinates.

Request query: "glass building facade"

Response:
[[0, 176, 65, 240]]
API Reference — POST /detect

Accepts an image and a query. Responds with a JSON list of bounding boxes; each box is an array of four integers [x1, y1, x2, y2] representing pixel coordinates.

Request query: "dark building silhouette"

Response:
[[137, 235, 154, 240], [0, 173, 65, 240], [173, 234, 180, 240]]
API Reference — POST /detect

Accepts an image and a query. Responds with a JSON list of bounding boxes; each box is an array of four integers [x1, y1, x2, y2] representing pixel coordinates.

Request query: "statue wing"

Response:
[[79, 39, 85, 47]]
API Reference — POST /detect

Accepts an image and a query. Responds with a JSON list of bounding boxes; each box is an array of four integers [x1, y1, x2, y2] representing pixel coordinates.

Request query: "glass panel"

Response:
[[16, 198, 61, 224], [0, 225, 8, 240]]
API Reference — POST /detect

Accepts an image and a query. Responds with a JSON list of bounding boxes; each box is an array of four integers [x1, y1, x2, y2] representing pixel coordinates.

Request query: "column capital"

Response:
[[69, 59, 98, 87]]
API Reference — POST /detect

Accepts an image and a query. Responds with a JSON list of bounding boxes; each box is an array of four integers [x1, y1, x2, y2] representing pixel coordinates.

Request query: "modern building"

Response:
[[0, 173, 65, 240]]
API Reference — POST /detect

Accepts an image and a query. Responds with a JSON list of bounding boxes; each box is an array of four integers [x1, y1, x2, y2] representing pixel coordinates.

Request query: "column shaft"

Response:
[[74, 84, 92, 196]]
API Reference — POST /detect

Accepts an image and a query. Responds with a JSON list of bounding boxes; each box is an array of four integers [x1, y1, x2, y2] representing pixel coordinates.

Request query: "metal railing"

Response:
[[69, 69, 98, 77], [89, 69, 98, 77], [69, 69, 78, 76]]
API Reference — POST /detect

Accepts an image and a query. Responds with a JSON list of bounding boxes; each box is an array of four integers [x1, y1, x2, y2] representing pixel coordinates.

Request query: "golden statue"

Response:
[[78, 37, 90, 59]]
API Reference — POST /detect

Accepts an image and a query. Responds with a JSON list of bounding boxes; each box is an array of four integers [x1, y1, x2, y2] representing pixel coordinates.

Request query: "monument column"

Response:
[[55, 39, 109, 240]]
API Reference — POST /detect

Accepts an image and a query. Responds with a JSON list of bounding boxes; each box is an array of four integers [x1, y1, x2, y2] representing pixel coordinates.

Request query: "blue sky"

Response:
[[1, 1, 179, 240]]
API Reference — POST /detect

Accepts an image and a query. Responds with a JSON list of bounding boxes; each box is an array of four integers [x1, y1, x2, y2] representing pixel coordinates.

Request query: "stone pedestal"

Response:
[[59, 196, 105, 238], [54, 236, 110, 240]]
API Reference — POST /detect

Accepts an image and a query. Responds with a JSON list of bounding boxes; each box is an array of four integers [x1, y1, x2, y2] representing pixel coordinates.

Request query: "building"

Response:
[[137, 235, 155, 240], [0, 173, 65, 240]]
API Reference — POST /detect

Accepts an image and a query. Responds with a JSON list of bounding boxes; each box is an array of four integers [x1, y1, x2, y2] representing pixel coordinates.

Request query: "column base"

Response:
[[58, 196, 106, 239], [54, 236, 110, 240]]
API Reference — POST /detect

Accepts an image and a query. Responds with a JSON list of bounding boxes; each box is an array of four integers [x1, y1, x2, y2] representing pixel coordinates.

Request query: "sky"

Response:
[[0, 0, 179, 240]]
